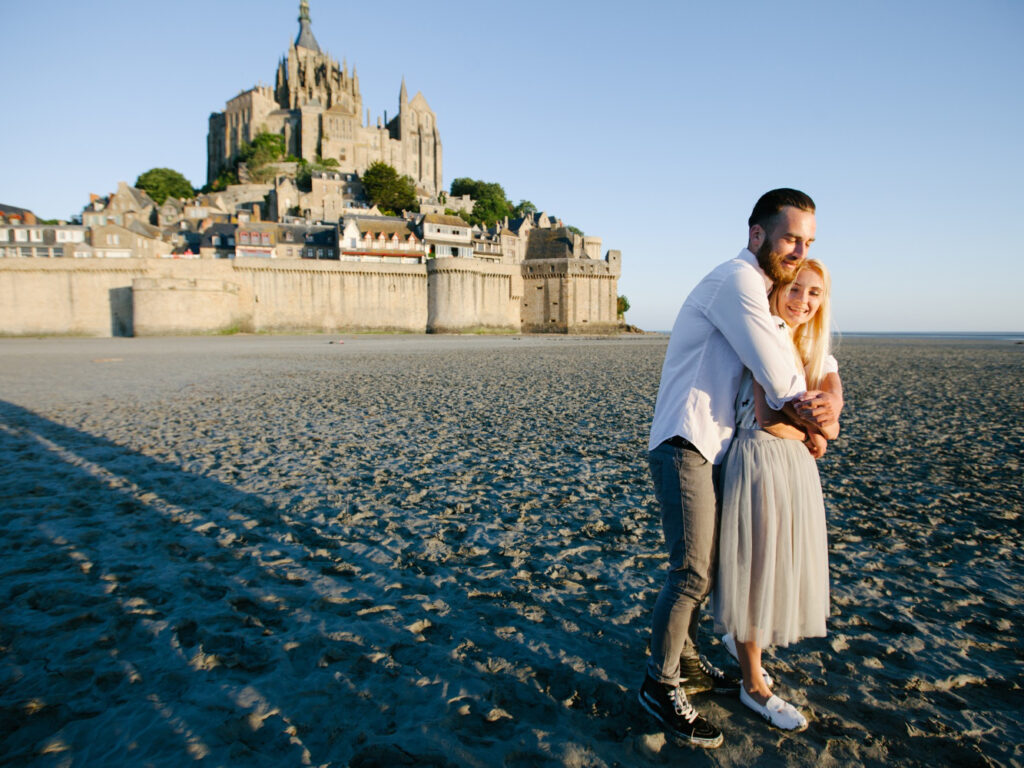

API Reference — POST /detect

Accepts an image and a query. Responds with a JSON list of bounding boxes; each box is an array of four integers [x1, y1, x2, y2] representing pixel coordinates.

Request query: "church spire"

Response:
[[295, 0, 321, 53]]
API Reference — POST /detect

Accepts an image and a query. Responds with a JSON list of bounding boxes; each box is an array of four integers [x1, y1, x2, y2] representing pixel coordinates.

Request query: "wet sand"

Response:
[[1, 334, 1021, 767]]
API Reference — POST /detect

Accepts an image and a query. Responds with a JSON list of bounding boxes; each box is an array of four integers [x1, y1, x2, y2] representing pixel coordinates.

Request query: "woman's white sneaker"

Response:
[[739, 688, 808, 731]]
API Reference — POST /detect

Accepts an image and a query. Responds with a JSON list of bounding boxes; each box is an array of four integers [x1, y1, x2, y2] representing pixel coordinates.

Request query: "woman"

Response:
[[712, 258, 841, 731]]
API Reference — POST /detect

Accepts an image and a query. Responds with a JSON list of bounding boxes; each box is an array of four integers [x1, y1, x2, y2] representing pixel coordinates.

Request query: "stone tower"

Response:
[[207, 1, 442, 199]]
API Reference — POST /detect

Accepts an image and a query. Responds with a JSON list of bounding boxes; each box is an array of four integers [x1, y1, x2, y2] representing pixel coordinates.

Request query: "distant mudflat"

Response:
[[1, 334, 1020, 767]]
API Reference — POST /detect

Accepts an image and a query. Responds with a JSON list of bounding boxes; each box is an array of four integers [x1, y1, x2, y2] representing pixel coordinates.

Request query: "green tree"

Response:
[[205, 167, 238, 193], [361, 161, 418, 214], [239, 132, 286, 167], [135, 167, 195, 205], [617, 295, 630, 319], [512, 199, 537, 218], [296, 156, 344, 191], [444, 208, 472, 224], [234, 131, 290, 183], [450, 177, 512, 227]]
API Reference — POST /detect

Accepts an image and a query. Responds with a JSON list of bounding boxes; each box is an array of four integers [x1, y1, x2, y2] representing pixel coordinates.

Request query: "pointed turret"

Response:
[[399, 77, 408, 107], [295, 0, 321, 53]]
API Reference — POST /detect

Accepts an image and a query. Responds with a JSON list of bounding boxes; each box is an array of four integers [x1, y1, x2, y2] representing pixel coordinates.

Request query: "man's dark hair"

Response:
[[748, 188, 815, 229]]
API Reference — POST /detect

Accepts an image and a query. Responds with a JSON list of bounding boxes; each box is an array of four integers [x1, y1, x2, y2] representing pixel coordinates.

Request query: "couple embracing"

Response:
[[639, 189, 843, 747]]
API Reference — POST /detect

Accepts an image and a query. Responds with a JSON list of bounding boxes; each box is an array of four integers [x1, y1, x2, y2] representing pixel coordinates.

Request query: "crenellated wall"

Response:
[[0, 259, 147, 336], [133, 277, 242, 336], [237, 260, 427, 333], [0, 251, 617, 336], [520, 251, 621, 334], [0, 258, 428, 336], [426, 258, 521, 333]]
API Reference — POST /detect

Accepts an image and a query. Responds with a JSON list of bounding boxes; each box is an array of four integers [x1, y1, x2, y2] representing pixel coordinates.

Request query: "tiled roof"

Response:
[[0, 203, 33, 216], [125, 220, 162, 239], [423, 213, 469, 227], [525, 227, 575, 261]]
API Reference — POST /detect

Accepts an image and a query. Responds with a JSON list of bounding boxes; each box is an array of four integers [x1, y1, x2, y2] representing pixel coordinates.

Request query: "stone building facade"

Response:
[[0, 221, 87, 260], [520, 228, 621, 333], [207, 1, 442, 197]]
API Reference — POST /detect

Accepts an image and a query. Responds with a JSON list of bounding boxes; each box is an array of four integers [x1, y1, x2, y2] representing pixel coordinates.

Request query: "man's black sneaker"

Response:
[[679, 655, 742, 695], [638, 674, 724, 749]]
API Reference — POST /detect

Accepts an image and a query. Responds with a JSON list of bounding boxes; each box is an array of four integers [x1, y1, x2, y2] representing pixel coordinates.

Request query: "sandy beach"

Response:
[[1, 333, 1021, 767]]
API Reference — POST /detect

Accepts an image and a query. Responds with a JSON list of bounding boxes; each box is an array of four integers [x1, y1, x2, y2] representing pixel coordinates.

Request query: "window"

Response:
[[261, 233, 270, 246], [107, 234, 119, 245], [317, 248, 323, 258], [212, 235, 221, 246]]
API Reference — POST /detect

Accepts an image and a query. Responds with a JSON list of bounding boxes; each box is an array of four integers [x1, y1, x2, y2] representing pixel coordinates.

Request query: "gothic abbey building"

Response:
[[207, 1, 442, 197]]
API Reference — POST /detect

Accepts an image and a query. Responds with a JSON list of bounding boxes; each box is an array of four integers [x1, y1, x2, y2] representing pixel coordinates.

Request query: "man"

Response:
[[638, 188, 839, 748]]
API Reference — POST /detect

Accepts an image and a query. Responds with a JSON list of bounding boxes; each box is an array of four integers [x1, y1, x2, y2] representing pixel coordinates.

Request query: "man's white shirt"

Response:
[[648, 249, 809, 463]]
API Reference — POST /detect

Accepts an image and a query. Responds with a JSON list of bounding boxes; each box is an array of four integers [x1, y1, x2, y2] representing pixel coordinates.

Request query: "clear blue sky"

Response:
[[3, 0, 1022, 332]]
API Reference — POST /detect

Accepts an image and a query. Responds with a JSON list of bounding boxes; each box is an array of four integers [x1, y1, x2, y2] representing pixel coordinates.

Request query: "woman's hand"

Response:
[[805, 430, 828, 458]]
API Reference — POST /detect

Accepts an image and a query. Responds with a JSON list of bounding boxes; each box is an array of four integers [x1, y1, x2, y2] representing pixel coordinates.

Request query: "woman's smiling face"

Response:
[[776, 268, 825, 327]]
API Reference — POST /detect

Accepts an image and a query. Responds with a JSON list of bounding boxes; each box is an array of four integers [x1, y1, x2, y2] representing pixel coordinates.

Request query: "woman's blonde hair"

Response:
[[772, 258, 832, 389]]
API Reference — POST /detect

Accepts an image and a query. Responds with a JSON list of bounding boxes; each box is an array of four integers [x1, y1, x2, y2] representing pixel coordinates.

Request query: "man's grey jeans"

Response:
[[646, 438, 721, 685]]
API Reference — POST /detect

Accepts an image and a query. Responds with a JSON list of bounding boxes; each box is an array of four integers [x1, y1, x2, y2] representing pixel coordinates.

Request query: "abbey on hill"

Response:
[[207, 0, 442, 198]]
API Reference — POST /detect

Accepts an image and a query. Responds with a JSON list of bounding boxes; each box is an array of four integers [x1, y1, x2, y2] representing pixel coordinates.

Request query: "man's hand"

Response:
[[794, 390, 840, 429]]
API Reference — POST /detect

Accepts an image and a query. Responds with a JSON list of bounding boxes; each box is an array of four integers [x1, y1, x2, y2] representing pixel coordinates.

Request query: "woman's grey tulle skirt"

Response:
[[713, 429, 830, 649]]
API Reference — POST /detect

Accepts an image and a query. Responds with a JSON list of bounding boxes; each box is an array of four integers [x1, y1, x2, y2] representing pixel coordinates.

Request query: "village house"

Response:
[[421, 213, 472, 259], [0, 218, 88, 259], [89, 220, 171, 259], [339, 215, 423, 263]]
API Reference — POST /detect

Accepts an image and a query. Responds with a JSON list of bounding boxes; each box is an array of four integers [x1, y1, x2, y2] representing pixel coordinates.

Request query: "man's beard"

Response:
[[756, 238, 798, 284]]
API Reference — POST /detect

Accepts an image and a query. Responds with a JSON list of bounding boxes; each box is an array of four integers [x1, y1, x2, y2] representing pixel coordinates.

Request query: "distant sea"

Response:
[[651, 331, 1024, 342], [842, 331, 1024, 342]]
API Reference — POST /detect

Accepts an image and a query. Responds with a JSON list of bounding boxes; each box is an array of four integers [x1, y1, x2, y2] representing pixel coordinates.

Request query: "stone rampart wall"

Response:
[[0, 257, 529, 336], [0, 259, 146, 336], [0, 258, 430, 336], [237, 260, 427, 333], [133, 277, 242, 336], [520, 257, 620, 334], [0, 253, 617, 336], [426, 258, 521, 333]]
